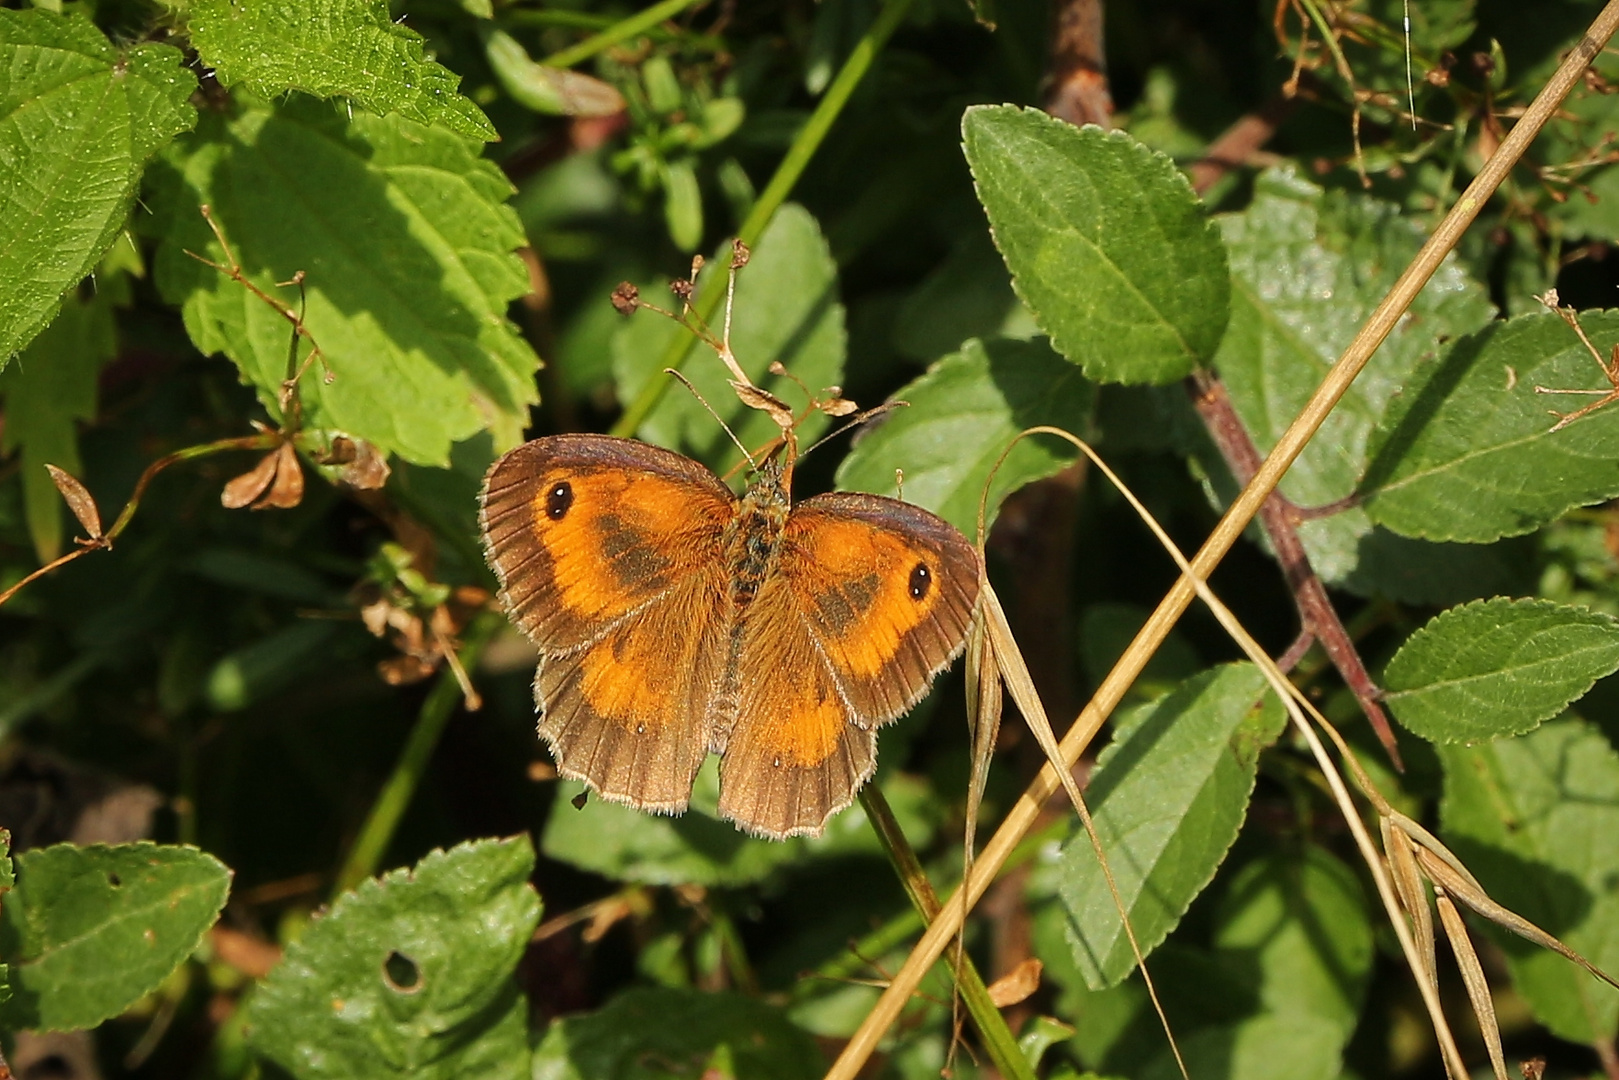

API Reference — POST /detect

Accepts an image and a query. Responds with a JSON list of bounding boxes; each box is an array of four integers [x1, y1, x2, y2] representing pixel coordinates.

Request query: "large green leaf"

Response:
[[533, 987, 824, 1080], [1440, 719, 1619, 1043], [151, 97, 539, 466], [962, 106, 1229, 385], [0, 842, 230, 1032], [1364, 311, 1619, 542], [187, 0, 494, 141], [245, 836, 541, 1080], [1213, 168, 1497, 592], [833, 336, 1093, 535], [0, 9, 194, 361], [1384, 598, 1619, 742], [612, 204, 845, 470], [1058, 664, 1284, 989], [1212, 847, 1371, 1047]]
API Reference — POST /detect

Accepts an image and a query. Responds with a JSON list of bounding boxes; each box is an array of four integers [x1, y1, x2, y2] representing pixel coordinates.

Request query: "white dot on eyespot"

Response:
[[772, 757, 782, 767], [636, 723, 645, 734]]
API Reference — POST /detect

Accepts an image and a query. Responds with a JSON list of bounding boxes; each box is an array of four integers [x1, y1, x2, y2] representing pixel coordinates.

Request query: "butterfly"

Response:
[[479, 433, 981, 839]]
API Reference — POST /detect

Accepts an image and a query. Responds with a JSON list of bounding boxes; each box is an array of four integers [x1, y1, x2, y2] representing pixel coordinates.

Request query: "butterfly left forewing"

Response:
[[777, 493, 981, 724]]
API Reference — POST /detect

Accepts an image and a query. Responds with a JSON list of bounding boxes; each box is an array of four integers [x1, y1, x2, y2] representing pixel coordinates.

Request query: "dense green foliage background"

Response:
[[6, 0, 1619, 1078]]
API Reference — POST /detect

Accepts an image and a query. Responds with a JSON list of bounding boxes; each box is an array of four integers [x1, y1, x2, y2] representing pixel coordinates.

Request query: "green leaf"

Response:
[[1139, 1013, 1342, 1080], [833, 336, 1093, 535], [0, 9, 194, 361], [543, 762, 940, 887], [1212, 847, 1372, 1045], [532, 987, 824, 1080], [1058, 663, 1284, 989], [1213, 168, 1496, 590], [663, 157, 704, 252], [0, 842, 230, 1032], [482, 28, 624, 118], [151, 97, 539, 466], [613, 204, 844, 468], [0, 288, 114, 562], [0, 828, 12, 1007], [1439, 719, 1619, 1043], [187, 0, 495, 141], [1383, 598, 1619, 743], [962, 105, 1229, 385], [246, 836, 541, 1080], [1364, 311, 1619, 542]]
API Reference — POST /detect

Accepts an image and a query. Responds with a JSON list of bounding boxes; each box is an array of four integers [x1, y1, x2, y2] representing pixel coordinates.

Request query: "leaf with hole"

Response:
[[1383, 598, 1619, 742], [962, 105, 1229, 385], [245, 836, 541, 1080], [0, 842, 230, 1032]]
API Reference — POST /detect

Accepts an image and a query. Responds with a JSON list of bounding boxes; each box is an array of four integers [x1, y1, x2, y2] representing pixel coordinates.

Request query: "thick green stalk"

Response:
[[610, 0, 917, 438], [859, 786, 1037, 1080]]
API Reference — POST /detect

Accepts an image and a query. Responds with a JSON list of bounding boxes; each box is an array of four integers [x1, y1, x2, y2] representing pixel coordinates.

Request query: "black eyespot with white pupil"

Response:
[[546, 481, 573, 520], [908, 563, 931, 601]]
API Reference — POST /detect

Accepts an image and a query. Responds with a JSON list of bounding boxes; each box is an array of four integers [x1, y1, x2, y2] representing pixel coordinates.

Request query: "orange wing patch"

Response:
[[780, 493, 980, 724]]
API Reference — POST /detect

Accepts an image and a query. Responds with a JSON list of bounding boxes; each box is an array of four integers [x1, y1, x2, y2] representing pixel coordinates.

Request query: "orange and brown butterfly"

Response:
[[479, 433, 982, 839]]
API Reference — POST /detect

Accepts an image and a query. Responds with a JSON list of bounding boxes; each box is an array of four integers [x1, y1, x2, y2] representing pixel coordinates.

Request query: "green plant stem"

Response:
[[332, 611, 501, 897], [541, 0, 707, 70], [610, 0, 917, 439], [859, 786, 1036, 1080]]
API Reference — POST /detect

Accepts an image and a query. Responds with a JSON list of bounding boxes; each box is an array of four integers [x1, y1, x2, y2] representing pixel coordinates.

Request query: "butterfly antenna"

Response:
[[798, 400, 910, 462], [663, 368, 760, 471]]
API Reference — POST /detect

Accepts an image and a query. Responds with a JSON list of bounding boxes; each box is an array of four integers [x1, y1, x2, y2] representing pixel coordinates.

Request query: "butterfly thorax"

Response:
[[724, 468, 789, 610]]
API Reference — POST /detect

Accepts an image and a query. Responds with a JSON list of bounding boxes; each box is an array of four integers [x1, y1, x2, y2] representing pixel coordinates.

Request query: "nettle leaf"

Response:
[[0, 9, 194, 361], [1363, 310, 1619, 542], [962, 106, 1229, 385], [1213, 168, 1496, 593], [0, 288, 115, 562], [533, 987, 823, 1080], [543, 763, 939, 886], [1212, 847, 1372, 1048], [1059, 663, 1284, 989], [245, 836, 541, 1080], [188, 0, 495, 141], [1440, 719, 1619, 1043], [0, 842, 230, 1032], [612, 204, 845, 470], [834, 336, 1093, 535], [151, 97, 539, 466], [1383, 598, 1619, 743]]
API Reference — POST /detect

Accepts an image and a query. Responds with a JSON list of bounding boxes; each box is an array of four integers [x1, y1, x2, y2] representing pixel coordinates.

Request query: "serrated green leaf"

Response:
[[543, 761, 939, 886], [1439, 719, 1619, 1043], [1213, 847, 1372, 1044], [0, 842, 230, 1032], [188, 0, 494, 141], [0, 9, 194, 361], [834, 336, 1092, 535], [245, 836, 541, 1080], [532, 986, 823, 1080], [151, 97, 539, 466], [613, 204, 844, 469], [1059, 664, 1284, 989], [1213, 168, 1496, 590], [962, 105, 1229, 385], [0, 288, 114, 562], [1384, 598, 1619, 742], [1364, 311, 1619, 542]]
